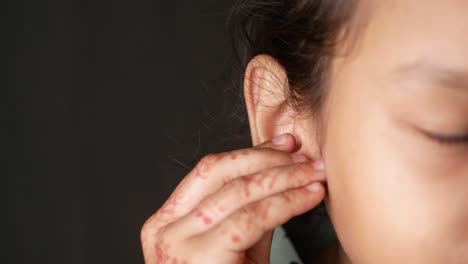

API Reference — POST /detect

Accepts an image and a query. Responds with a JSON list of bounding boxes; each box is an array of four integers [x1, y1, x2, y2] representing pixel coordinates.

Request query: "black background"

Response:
[[6, 1, 335, 263], [6, 0, 237, 263]]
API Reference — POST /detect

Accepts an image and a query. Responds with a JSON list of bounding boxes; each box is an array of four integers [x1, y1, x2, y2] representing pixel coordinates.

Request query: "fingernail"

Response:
[[305, 182, 322, 193], [272, 134, 290, 145], [291, 153, 307, 163], [310, 160, 325, 170]]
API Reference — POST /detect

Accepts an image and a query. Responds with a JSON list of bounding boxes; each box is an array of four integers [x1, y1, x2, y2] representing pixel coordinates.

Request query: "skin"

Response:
[[141, 134, 327, 263], [322, 1, 468, 263], [142, 0, 468, 263]]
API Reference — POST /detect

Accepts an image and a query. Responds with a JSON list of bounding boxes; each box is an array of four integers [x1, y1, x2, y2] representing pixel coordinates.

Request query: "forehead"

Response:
[[350, 0, 468, 71]]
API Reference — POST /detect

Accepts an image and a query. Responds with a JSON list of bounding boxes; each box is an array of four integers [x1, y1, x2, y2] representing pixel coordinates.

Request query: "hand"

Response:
[[141, 133, 326, 263]]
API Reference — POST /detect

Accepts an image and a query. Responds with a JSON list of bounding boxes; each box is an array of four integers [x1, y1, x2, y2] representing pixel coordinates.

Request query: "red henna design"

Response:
[[194, 154, 222, 179], [194, 210, 213, 225], [254, 171, 270, 187], [159, 195, 179, 216], [231, 234, 241, 244], [194, 151, 245, 179], [195, 210, 203, 217], [158, 182, 192, 217], [229, 152, 238, 160], [154, 240, 190, 264], [219, 152, 231, 160], [194, 167, 208, 179], [155, 240, 171, 263], [242, 176, 253, 197], [242, 171, 274, 197], [159, 176, 195, 215], [203, 217, 213, 225]]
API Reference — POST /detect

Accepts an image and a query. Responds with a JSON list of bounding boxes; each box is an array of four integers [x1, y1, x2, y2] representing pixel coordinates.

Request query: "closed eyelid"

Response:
[[425, 132, 468, 144]]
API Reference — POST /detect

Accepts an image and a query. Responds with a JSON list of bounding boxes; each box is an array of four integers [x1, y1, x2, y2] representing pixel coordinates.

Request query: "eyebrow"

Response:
[[393, 61, 468, 91]]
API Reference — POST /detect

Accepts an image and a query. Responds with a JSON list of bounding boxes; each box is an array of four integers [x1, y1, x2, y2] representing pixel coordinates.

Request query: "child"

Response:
[[141, 0, 468, 263]]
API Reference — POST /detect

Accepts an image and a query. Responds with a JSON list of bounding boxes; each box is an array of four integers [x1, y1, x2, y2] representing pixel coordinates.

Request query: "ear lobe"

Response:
[[243, 55, 295, 146]]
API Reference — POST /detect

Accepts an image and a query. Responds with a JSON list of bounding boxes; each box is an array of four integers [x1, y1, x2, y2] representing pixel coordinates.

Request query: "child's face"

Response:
[[324, 0, 468, 262]]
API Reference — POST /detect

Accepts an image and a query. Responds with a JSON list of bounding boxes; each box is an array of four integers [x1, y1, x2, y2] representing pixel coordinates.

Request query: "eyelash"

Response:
[[428, 133, 468, 146]]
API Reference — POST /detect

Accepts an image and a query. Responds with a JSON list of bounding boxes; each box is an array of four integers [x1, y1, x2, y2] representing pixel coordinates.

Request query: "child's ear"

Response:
[[243, 55, 294, 146], [244, 55, 322, 159]]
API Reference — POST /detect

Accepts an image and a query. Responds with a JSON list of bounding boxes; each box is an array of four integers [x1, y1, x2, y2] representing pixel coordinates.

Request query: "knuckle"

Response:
[[192, 153, 221, 178], [247, 204, 266, 233], [141, 214, 168, 235], [199, 153, 218, 166], [238, 174, 260, 199], [235, 176, 251, 198], [223, 203, 269, 244], [140, 221, 151, 241], [141, 214, 158, 235], [278, 191, 295, 205], [198, 195, 219, 218], [236, 206, 258, 234], [221, 173, 234, 185], [261, 167, 283, 186], [269, 166, 283, 178], [262, 195, 296, 225], [141, 217, 166, 247]]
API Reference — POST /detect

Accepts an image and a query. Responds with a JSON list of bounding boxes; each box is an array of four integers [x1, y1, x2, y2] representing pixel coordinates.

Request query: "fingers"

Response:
[[148, 134, 307, 228], [192, 133, 299, 184], [199, 182, 326, 253], [169, 161, 325, 236], [141, 133, 326, 263]]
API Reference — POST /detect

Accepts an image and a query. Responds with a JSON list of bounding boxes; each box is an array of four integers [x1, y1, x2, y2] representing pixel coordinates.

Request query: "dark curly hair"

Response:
[[228, 0, 358, 113]]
